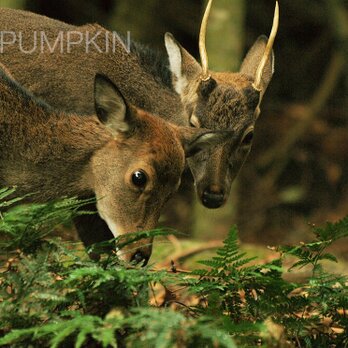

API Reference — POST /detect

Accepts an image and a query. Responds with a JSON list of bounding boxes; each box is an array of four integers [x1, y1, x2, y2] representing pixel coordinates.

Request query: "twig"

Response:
[[166, 235, 182, 254], [158, 240, 224, 268]]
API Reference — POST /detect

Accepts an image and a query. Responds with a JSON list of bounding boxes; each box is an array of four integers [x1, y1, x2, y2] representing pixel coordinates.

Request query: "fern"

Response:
[[187, 224, 347, 346], [1, 189, 348, 347], [0, 192, 94, 254]]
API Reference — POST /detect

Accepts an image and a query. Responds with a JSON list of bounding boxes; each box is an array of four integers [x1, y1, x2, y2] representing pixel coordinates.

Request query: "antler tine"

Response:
[[199, 0, 213, 81], [253, 1, 279, 91]]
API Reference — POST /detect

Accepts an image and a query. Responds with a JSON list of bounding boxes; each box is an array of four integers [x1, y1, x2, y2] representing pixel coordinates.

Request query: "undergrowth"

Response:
[[0, 187, 347, 347]]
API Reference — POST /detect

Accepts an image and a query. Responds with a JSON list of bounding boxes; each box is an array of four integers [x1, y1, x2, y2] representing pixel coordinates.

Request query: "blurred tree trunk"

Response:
[[193, 0, 246, 239], [107, 0, 202, 50], [108, 0, 159, 43], [24, 0, 114, 26], [205, 0, 246, 71], [1, 0, 25, 9]]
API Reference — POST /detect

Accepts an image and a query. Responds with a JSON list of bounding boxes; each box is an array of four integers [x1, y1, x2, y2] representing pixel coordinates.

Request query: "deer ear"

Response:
[[240, 35, 275, 96], [164, 33, 202, 96], [94, 74, 134, 135], [179, 128, 233, 158]]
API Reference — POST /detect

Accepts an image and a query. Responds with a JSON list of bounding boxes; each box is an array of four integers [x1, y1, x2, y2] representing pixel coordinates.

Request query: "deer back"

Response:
[[0, 8, 185, 125]]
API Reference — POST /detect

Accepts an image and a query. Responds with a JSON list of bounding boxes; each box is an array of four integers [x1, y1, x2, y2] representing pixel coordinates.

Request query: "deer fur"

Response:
[[0, 8, 184, 124], [0, 68, 229, 262], [0, 7, 276, 210], [0, 6, 276, 246]]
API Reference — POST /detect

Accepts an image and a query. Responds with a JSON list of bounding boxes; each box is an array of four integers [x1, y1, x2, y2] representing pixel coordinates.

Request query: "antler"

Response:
[[199, 0, 213, 81], [253, 1, 279, 91]]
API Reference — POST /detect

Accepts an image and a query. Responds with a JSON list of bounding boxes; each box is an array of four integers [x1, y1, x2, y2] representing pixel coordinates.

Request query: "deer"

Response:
[[0, 67, 229, 264], [0, 1, 278, 238], [163, 1, 279, 209]]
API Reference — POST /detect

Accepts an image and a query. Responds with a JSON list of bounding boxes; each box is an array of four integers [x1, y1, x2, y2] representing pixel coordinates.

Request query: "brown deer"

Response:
[[163, 1, 279, 208], [0, 68, 229, 263], [0, 2, 278, 207], [0, 1, 278, 234]]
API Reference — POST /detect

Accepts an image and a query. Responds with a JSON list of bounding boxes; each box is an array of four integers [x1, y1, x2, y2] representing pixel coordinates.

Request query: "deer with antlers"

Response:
[[0, 1, 279, 239], [162, 1, 279, 208]]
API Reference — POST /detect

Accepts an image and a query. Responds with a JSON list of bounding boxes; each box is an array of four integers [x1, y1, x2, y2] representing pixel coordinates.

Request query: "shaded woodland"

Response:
[[2, 0, 347, 249], [0, 2, 347, 346]]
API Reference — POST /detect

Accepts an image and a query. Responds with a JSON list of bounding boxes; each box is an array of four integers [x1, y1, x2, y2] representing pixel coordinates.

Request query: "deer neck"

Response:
[[0, 76, 110, 201]]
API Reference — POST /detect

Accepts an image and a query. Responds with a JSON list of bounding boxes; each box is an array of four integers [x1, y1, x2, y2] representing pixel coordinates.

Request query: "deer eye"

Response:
[[131, 170, 147, 187], [241, 129, 254, 146]]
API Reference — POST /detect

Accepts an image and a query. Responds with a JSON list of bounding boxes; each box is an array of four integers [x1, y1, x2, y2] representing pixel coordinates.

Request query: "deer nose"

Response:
[[130, 249, 151, 266], [202, 187, 225, 209]]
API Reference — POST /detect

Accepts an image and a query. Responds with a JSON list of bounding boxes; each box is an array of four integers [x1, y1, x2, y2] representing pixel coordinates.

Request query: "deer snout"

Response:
[[119, 239, 153, 266], [202, 186, 226, 209], [130, 248, 151, 266]]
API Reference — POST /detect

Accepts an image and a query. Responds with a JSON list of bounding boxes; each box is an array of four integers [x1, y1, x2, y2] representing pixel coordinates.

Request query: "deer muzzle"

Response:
[[202, 185, 226, 209], [118, 238, 154, 266]]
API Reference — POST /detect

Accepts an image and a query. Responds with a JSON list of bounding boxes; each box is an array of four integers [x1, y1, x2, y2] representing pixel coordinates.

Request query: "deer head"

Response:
[[0, 69, 231, 264], [86, 74, 232, 262], [164, 1, 279, 208]]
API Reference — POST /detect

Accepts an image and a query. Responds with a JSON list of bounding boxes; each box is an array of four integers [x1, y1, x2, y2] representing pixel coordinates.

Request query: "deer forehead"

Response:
[[130, 142, 184, 188], [196, 91, 258, 131], [136, 110, 186, 161], [195, 74, 259, 130], [108, 134, 185, 184], [212, 71, 253, 88], [94, 142, 183, 190], [95, 110, 185, 184]]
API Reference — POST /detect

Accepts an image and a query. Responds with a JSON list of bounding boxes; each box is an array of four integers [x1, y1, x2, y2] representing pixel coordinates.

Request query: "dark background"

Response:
[[3, 0, 348, 248]]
